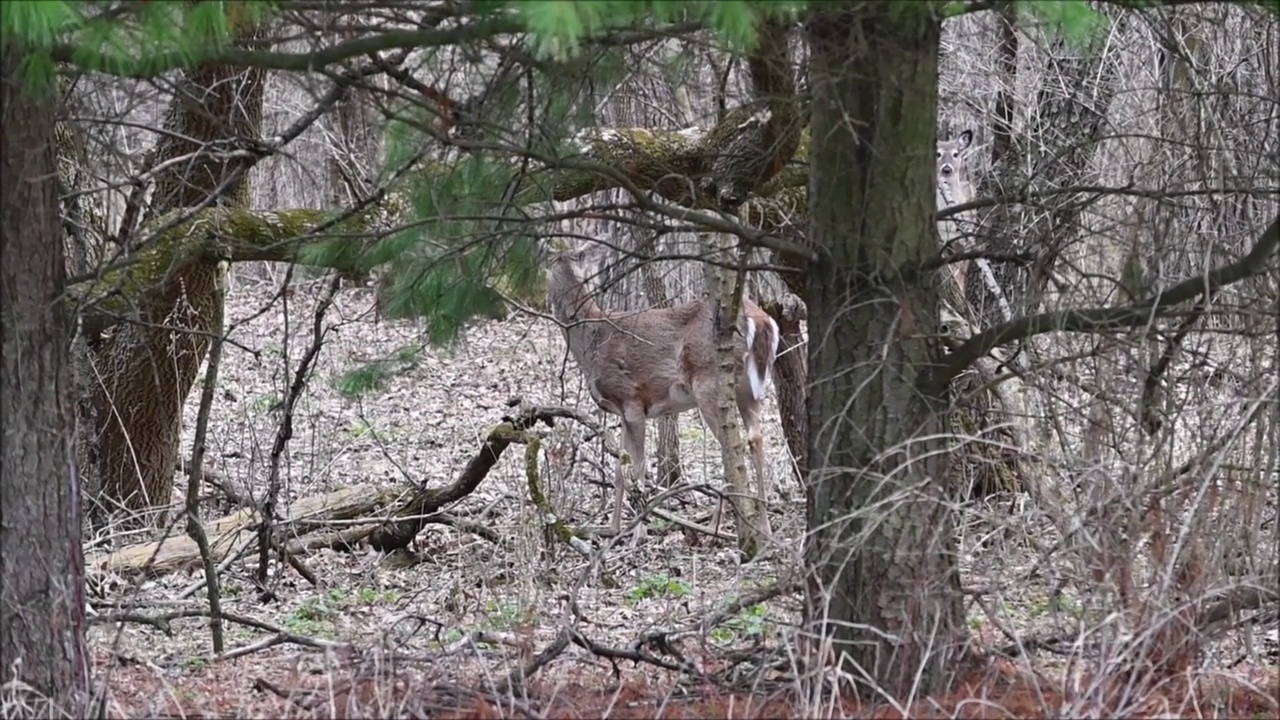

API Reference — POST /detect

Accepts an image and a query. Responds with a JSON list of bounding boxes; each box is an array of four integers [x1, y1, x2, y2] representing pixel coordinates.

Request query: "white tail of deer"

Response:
[[545, 245, 779, 534]]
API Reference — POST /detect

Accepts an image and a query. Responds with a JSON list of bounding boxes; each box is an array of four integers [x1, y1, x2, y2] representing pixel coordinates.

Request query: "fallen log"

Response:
[[85, 483, 404, 579]]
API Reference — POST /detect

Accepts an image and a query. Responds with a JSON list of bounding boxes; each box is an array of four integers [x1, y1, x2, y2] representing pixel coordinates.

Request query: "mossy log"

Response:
[[76, 205, 388, 338]]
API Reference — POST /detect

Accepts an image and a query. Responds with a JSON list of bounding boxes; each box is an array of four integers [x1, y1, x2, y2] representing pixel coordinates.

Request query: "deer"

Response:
[[936, 129, 974, 206], [544, 244, 780, 535], [936, 129, 976, 293]]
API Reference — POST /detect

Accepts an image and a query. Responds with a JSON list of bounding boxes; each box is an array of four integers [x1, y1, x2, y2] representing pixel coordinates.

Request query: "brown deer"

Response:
[[545, 245, 779, 534]]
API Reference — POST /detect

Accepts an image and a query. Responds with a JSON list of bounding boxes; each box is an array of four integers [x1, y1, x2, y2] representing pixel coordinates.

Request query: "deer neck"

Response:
[[937, 174, 972, 208], [548, 266, 612, 368]]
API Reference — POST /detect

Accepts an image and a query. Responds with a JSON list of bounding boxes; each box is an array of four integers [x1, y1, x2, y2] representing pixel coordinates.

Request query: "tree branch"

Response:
[[53, 18, 710, 79], [921, 213, 1280, 395]]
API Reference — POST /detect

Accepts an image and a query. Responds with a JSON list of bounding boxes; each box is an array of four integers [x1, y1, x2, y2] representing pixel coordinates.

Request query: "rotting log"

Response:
[[85, 483, 403, 579]]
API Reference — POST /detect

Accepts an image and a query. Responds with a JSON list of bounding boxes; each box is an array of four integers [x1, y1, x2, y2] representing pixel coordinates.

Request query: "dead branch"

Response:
[[505, 626, 571, 697], [366, 401, 577, 552], [923, 213, 1280, 394], [524, 436, 594, 556], [91, 608, 347, 661], [259, 275, 342, 597]]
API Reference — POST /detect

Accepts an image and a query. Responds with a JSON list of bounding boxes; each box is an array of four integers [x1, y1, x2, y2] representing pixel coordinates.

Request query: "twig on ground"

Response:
[[504, 626, 571, 699], [90, 608, 349, 661]]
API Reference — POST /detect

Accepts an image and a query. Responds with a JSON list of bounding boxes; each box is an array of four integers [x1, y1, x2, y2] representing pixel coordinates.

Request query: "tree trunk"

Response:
[[761, 295, 808, 484], [637, 235, 684, 488], [703, 233, 770, 556], [1, 41, 89, 715], [85, 18, 268, 518], [802, 3, 969, 696]]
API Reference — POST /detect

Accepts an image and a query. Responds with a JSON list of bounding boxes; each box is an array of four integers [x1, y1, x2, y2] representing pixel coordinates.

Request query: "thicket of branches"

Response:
[[1, 1, 1277, 717]]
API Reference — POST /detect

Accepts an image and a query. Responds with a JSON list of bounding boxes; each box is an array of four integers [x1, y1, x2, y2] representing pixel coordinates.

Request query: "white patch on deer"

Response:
[[761, 316, 779, 399], [743, 316, 777, 403], [737, 108, 771, 130]]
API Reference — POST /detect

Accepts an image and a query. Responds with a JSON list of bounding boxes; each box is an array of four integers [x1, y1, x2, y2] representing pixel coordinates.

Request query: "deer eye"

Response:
[[936, 151, 942, 159]]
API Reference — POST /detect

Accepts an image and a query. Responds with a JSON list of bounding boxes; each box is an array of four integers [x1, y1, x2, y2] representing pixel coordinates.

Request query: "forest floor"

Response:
[[73, 275, 1279, 719]]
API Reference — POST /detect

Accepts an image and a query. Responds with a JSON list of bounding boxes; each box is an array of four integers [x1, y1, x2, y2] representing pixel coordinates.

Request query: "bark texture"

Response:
[[802, 3, 969, 696], [0, 42, 89, 715], [84, 18, 268, 517]]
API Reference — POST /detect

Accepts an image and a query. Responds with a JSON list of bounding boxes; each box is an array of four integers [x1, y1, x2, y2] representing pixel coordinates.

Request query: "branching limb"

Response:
[[923, 213, 1280, 394]]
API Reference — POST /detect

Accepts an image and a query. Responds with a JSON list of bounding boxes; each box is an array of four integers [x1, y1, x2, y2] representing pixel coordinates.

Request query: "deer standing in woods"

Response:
[[545, 245, 780, 534]]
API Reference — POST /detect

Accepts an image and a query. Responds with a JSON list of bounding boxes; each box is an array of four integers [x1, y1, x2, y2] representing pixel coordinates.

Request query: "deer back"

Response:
[[545, 251, 777, 417]]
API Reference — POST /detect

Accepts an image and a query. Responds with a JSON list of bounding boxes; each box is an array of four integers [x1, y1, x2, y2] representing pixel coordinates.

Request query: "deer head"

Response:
[[936, 129, 975, 207]]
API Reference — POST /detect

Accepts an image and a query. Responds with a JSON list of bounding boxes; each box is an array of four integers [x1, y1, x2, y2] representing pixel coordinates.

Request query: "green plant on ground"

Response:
[[482, 600, 524, 630], [709, 602, 771, 644], [626, 575, 691, 604]]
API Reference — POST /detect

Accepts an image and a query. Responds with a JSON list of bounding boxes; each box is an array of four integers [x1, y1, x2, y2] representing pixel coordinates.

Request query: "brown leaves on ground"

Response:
[[94, 649, 1278, 719]]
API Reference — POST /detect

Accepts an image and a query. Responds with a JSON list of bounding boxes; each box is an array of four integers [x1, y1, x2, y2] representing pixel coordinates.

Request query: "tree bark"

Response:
[[0, 41, 89, 715], [761, 295, 808, 485], [802, 3, 969, 696], [85, 16, 268, 517], [636, 234, 684, 488], [703, 233, 770, 557]]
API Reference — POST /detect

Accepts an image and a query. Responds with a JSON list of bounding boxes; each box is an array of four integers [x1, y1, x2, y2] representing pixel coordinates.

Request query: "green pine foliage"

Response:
[[1019, 0, 1109, 45], [367, 42, 634, 348], [1, 1, 272, 81]]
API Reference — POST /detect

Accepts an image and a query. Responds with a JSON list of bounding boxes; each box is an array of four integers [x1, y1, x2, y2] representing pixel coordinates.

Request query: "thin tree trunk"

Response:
[[1, 41, 89, 716], [803, 3, 970, 697], [703, 233, 770, 556], [637, 235, 684, 488]]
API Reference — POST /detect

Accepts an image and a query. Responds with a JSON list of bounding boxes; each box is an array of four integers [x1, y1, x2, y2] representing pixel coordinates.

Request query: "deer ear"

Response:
[[958, 129, 973, 150]]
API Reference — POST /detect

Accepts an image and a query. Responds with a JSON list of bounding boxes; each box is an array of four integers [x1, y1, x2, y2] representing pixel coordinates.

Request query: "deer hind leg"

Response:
[[613, 406, 647, 533], [739, 399, 769, 510]]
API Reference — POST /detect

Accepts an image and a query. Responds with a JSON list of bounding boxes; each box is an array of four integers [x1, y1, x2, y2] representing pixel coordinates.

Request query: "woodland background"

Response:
[[0, 1, 1277, 718]]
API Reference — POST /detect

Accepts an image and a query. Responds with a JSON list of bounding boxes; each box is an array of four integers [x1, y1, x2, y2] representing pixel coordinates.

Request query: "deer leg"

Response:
[[613, 408, 647, 534], [739, 401, 769, 509]]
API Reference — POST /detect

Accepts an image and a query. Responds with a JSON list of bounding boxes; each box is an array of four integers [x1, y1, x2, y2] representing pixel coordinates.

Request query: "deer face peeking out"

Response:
[[936, 129, 975, 207], [545, 245, 779, 534]]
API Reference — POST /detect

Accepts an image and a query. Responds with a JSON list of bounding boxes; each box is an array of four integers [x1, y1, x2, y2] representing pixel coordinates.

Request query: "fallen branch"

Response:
[[525, 437, 594, 556], [366, 401, 590, 552], [91, 608, 347, 661]]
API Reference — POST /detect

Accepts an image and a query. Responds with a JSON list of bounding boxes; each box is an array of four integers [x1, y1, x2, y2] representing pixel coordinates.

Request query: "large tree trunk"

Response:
[[1, 41, 89, 715], [802, 3, 969, 696], [85, 18, 268, 518]]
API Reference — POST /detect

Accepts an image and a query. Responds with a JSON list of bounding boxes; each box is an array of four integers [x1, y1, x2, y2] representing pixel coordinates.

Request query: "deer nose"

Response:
[[940, 165, 953, 176]]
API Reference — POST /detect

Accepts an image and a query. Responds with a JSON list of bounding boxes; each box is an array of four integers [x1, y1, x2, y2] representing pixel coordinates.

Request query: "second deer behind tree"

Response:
[[545, 245, 780, 534]]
